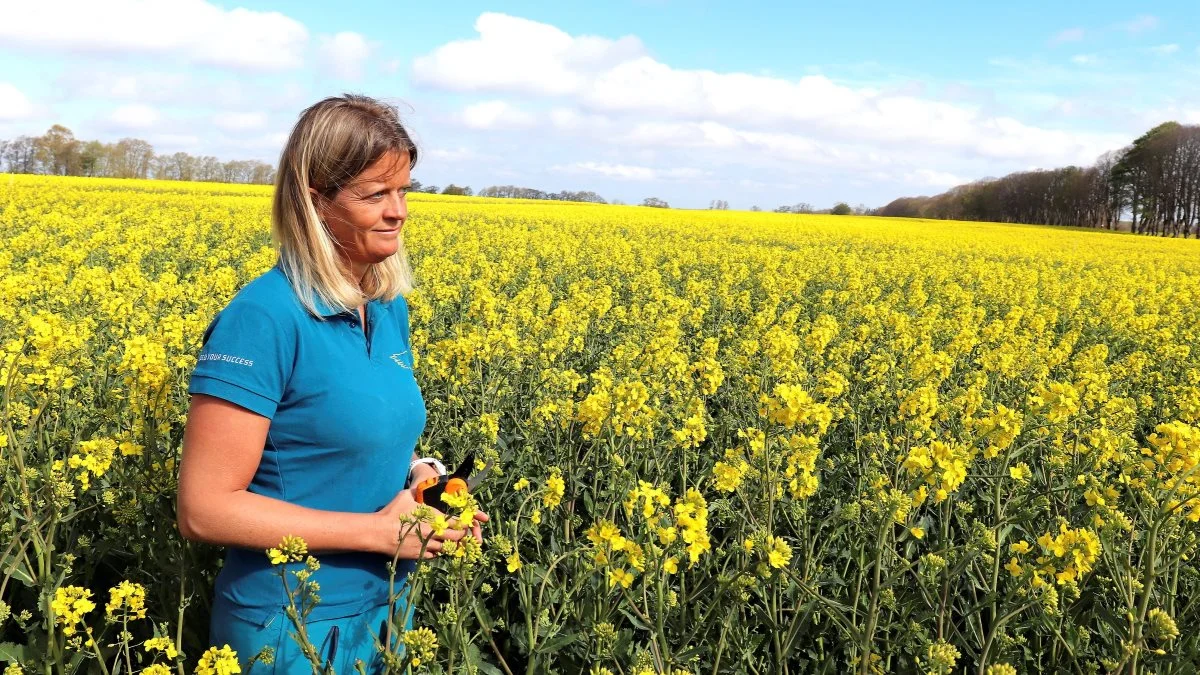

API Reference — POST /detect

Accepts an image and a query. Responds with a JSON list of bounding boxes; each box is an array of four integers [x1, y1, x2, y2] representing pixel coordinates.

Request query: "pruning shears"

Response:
[[414, 449, 502, 513]]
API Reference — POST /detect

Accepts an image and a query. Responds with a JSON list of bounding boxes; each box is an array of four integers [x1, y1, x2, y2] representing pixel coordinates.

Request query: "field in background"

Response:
[[4, 174, 1200, 673]]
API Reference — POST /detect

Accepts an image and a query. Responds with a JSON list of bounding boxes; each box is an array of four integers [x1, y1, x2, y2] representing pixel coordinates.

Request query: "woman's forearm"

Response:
[[178, 489, 388, 556]]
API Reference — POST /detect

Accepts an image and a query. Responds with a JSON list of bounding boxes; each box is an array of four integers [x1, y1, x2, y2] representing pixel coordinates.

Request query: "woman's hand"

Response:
[[406, 460, 490, 546], [467, 509, 490, 545], [374, 487, 468, 559]]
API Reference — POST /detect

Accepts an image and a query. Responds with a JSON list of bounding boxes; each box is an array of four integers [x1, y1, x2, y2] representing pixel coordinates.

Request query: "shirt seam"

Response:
[[189, 374, 280, 407]]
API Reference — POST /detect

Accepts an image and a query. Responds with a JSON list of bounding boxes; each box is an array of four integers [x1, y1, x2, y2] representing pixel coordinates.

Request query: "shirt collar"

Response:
[[311, 293, 343, 318], [274, 264, 391, 318], [312, 291, 392, 318]]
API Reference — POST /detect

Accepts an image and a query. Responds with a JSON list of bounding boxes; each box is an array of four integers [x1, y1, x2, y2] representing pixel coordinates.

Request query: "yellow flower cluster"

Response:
[[1145, 421, 1200, 520], [267, 535, 309, 565], [105, 580, 147, 620], [144, 636, 179, 659], [759, 384, 832, 433], [542, 467, 566, 509], [1033, 523, 1102, 585], [902, 440, 974, 503], [403, 626, 439, 667], [51, 586, 95, 636], [66, 438, 118, 490], [195, 644, 242, 675]]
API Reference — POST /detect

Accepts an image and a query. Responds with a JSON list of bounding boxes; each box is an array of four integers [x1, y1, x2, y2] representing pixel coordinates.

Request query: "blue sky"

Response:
[[1, 0, 1198, 208]]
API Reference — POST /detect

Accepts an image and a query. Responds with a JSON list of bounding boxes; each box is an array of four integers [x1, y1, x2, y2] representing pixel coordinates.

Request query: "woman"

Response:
[[177, 94, 486, 672]]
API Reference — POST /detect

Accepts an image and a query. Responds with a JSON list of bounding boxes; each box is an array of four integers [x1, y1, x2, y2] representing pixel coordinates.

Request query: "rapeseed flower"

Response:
[[51, 586, 94, 635], [195, 645, 241, 675]]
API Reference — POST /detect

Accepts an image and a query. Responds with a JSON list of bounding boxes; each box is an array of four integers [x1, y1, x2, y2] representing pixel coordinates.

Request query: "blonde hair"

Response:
[[273, 94, 418, 318]]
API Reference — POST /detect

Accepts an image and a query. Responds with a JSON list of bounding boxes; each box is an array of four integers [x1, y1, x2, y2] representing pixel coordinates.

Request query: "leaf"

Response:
[[475, 662, 504, 675], [0, 643, 29, 663], [619, 607, 651, 631], [0, 551, 35, 587], [539, 631, 578, 654]]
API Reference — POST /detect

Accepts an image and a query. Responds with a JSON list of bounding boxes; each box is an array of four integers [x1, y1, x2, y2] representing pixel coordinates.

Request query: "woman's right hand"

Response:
[[373, 487, 468, 558]]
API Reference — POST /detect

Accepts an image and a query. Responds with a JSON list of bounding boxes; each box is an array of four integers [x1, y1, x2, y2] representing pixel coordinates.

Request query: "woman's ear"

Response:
[[308, 187, 330, 226]]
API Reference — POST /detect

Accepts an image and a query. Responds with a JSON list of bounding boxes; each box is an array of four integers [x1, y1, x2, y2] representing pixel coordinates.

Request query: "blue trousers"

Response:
[[209, 596, 414, 674]]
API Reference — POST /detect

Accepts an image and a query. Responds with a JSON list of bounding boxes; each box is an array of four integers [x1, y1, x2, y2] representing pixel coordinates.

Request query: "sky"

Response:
[[1, 1, 1198, 209]]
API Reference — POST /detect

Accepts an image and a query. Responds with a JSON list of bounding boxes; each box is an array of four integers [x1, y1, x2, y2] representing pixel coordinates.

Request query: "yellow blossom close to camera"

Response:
[[51, 586, 95, 636], [195, 644, 241, 675], [105, 580, 147, 620]]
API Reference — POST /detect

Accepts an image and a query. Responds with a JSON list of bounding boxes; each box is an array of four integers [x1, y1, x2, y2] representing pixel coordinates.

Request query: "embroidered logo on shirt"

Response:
[[198, 352, 254, 367], [390, 351, 411, 369]]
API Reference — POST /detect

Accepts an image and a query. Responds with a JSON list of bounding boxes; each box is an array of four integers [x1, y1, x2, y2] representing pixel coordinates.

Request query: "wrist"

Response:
[[351, 511, 394, 556], [408, 457, 445, 486]]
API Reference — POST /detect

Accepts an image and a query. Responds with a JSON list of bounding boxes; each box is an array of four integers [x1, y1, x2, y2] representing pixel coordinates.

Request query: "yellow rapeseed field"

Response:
[[4, 173, 1200, 673]]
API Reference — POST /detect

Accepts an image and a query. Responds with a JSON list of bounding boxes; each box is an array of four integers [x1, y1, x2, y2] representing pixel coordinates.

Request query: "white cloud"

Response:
[[211, 111, 269, 132], [553, 161, 704, 181], [1120, 15, 1159, 33], [1049, 28, 1085, 45], [0, 82, 35, 120], [459, 100, 536, 130], [318, 32, 371, 80], [427, 147, 488, 163], [106, 104, 161, 129], [148, 133, 202, 151], [415, 14, 1123, 170], [1071, 54, 1100, 66], [908, 169, 967, 188], [1149, 44, 1180, 55], [0, 0, 308, 71], [412, 12, 646, 96]]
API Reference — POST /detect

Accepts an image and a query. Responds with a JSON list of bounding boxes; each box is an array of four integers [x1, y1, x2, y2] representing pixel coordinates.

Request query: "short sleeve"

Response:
[[394, 295, 412, 351], [188, 301, 296, 419]]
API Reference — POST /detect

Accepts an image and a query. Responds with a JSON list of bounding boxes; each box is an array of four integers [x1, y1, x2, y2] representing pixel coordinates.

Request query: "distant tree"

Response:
[[750, 205, 761, 212], [775, 202, 813, 214], [78, 141, 105, 176], [196, 156, 222, 182], [2, 126, 277, 182], [169, 151, 196, 181], [643, 197, 669, 208], [831, 202, 853, 215], [441, 184, 471, 196], [35, 125, 80, 175], [108, 138, 155, 179], [4, 136, 38, 173], [423, 185, 440, 194], [409, 179, 423, 192], [853, 203, 870, 215], [879, 121, 1200, 236]]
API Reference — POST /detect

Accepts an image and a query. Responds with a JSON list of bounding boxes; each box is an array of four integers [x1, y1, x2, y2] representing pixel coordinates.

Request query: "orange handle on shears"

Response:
[[414, 475, 469, 512]]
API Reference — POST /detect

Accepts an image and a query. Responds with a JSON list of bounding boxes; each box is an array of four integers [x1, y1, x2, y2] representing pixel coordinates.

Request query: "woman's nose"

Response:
[[384, 193, 407, 220]]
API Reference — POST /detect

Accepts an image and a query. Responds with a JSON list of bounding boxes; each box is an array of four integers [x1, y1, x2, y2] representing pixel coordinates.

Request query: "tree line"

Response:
[[879, 122, 1200, 237], [476, 184, 608, 203], [1, 125, 275, 184]]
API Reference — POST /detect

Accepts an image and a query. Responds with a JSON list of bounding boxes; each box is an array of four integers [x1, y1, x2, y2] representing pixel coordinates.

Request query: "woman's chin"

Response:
[[369, 244, 400, 262]]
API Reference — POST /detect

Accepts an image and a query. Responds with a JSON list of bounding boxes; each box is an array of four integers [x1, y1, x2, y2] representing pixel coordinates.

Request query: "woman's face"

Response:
[[315, 150, 411, 278]]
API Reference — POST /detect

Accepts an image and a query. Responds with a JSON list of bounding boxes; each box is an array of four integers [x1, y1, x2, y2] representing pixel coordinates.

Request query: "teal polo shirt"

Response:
[[188, 264, 426, 624]]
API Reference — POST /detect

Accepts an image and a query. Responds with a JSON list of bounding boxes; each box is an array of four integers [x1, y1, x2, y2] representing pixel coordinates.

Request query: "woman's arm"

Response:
[[177, 394, 464, 558]]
